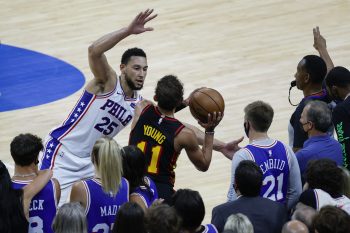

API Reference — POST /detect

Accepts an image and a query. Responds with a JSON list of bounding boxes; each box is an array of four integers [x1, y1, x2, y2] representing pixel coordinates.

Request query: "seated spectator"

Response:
[[296, 100, 342, 182], [52, 202, 87, 233], [312, 205, 350, 233], [223, 213, 253, 233], [171, 189, 218, 233], [11, 133, 60, 233], [112, 202, 146, 233], [145, 204, 181, 233], [298, 159, 350, 214], [0, 160, 52, 233], [282, 220, 308, 233], [70, 137, 129, 232], [212, 160, 287, 233], [291, 203, 316, 232], [122, 145, 158, 210]]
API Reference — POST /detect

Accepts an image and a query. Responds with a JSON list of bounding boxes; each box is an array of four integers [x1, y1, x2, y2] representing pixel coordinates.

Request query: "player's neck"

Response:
[[249, 131, 269, 143], [13, 164, 37, 180], [157, 106, 175, 118]]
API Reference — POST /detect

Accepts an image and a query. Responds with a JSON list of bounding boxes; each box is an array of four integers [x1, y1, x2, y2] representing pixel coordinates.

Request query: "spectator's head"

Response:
[[325, 66, 350, 101], [122, 145, 148, 191], [52, 202, 87, 233], [154, 75, 184, 111], [223, 213, 254, 233], [292, 205, 317, 232], [300, 100, 332, 134], [91, 137, 123, 195], [312, 206, 350, 233], [244, 101, 274, 136], [145, 204, 181, 233], [10, 133, 43, 167], [306, 159, 343, 196], [235, 160, 263, 197], [282, 220, 309, 233], [112, 202, 145, 233], [295, 55, 327, 90], [171, 189, 205, 232]]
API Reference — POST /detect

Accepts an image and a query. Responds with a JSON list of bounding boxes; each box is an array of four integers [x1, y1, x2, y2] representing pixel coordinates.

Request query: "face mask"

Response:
[[244, 122, 250, 138]]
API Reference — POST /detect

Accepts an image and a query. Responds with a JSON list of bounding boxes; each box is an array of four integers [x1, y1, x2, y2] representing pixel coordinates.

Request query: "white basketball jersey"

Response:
[[49, 77, 142, 158], [314, 189, 350, 214]]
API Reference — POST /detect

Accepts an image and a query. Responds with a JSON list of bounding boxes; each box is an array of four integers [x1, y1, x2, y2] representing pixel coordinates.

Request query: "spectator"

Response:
[[291, 204, 316, 232], [213, 160, 287, 233], [340, 166, 350, 198], [223, 213, 253, 233], [112, 202, 146, 233], [312, 205, 350, 233], [52, 202, 87, 233], [282, 220, 309, 233], [145, 204, 181, 233]]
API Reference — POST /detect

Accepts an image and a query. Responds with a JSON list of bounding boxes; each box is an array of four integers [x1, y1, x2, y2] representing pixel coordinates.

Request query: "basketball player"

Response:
[[70, 137, 129, 233], [11, 133, 60, 233], [39, 9, 156, 206], [129, 75, 222, 202], [227, 101, 302, 210]]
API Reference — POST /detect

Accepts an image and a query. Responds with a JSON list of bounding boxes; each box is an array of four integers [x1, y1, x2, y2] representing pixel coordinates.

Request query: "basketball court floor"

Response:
[[1, 0, 350, 221]]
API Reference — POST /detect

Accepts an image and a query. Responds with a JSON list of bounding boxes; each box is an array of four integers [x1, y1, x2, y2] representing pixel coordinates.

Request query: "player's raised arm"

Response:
[[313, 26, 334, 72], [177, 112, 222, 171], [87, 9, 157, 94]]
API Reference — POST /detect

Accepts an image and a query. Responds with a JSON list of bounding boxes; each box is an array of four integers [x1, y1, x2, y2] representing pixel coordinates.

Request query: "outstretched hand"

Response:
[[219, 136, 244, 160], [127, 9, 158, 35], [313, 26, 327, 51], [198, 112, 223, 132]]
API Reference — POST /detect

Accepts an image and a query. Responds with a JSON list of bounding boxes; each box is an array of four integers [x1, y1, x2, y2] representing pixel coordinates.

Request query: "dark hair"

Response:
[[121, 48, 146, 65], [0, 160, 26, 233], [325, 66, 350, 88], [10, 133, 43, 166], [244, 101, 274, 132], [235, 160, 263, 197], [302, 55, 327, 84], [305, 100, 332, 133], [171, 189, 205, 231], [306, 159, 343, 196], [312, 206, 350, 233], [122, 146, 150, 192], [155, 75, 184, 111], [112, 202, 146, 233], [145, 204, 181, 233]]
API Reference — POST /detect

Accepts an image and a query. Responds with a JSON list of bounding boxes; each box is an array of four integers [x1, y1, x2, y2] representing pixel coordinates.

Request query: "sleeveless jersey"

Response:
[[314, 189, 350, 214], [83, 178, 129, 233], [244, 140, 290, 204], [40, 77, 142, 169], [131, 176, 158, 208], [129, 105, 185, 186], [12, 179, 58, 233], [199, 224, 218, 233]]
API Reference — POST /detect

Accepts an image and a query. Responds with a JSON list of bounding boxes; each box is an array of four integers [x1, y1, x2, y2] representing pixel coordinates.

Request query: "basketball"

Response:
[[189, 88, 225, 123]]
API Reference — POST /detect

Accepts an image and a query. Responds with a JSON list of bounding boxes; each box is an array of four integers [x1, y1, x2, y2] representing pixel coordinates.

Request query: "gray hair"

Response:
[[223, 213, 254, 233], [305, 100, 332, 133], [52, 202, 87, 233]]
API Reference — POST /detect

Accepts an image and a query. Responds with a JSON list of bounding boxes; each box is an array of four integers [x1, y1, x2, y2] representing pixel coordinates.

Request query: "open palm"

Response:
[[128, 9, 157, 35]]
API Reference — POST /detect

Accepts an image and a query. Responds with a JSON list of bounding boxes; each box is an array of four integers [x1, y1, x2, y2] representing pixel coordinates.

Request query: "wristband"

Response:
[[205, 130, 215, 135]]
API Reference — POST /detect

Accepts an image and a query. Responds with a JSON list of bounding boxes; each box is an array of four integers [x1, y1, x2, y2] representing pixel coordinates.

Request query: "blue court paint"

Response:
[[0, 44, 85, 112]]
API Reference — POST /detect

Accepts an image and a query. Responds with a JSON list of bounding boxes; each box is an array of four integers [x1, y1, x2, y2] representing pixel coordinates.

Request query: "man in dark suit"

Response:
[[211, 160, 288, 233]]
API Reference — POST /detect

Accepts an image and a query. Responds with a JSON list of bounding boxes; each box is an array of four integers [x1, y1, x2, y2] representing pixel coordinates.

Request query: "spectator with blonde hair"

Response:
[[223, 213, 254, 233], [70, 137, 129, 232], [52, 202, 87, 233]]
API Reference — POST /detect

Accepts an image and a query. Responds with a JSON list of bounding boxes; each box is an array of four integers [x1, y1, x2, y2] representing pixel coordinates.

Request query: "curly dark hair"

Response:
[[312, 205, 350, 233], [306, 159, 343, 196], [155, 75, 184, 111], [10, 133, 43, 166], [121, 48, 146, 65]]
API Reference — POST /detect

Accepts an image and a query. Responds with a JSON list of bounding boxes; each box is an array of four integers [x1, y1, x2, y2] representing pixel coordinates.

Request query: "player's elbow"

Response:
[[196, 162, 209, 172], [88, 44, 101, 57]]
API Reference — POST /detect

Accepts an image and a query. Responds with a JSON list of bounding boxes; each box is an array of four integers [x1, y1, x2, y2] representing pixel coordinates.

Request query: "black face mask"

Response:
[[244, 122, 250, 138]]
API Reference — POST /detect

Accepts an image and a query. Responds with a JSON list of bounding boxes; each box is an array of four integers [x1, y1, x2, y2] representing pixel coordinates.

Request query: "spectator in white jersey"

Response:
[[227, 101, 302, 210], [11, 133, 60, 233], [70, 138, 129, 233], [39, 8, 242, 207]]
